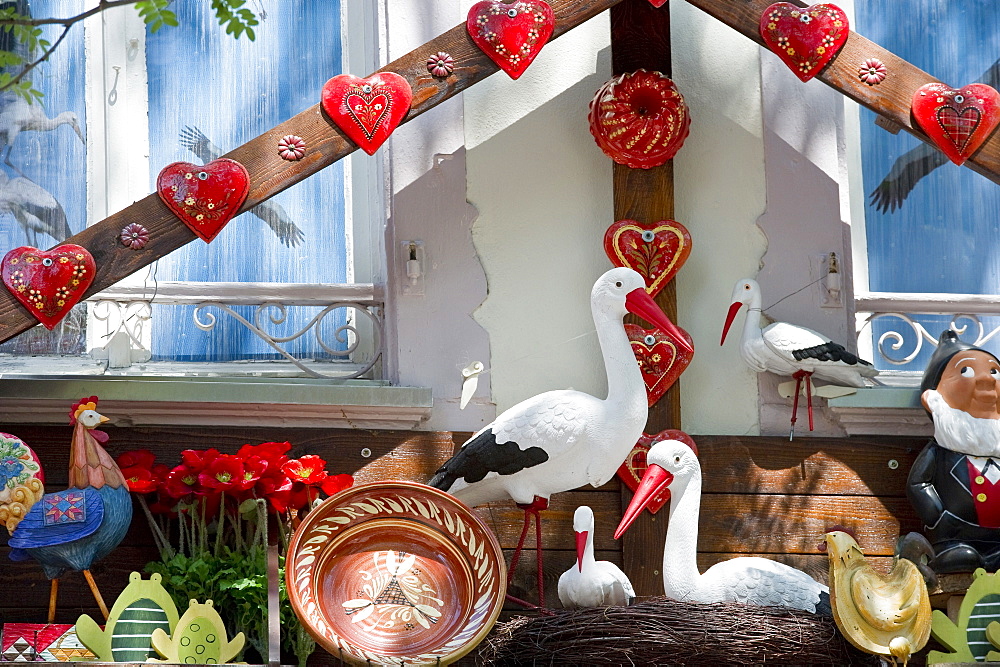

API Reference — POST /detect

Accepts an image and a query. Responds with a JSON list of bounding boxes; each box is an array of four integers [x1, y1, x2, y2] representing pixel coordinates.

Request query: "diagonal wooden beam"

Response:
[[0, 0, 624, 345], [684, 0, 1000, 187]]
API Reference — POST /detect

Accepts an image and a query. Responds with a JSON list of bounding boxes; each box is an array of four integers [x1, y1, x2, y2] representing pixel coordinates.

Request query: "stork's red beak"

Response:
[[575, 530, 588, 572], [614, 463, 673, 540], [625, 288, 693, 356], [720, 301, 743, 346]]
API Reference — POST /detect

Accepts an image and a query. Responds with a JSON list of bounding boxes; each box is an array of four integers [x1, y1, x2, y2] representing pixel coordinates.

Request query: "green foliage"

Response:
[[0, 0, 259, 101], [135, 0, 179, 34], [146, 549, 315, 667], [210, 0, 259, 41]]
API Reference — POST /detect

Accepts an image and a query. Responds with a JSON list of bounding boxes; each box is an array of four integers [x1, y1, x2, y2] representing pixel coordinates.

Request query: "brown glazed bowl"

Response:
[[285, 481, 506, 665]]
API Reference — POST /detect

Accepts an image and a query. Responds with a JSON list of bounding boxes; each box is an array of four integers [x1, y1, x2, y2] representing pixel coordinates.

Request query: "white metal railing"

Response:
[[855, 291, 1000, 368], [87, 282, 385, 379]]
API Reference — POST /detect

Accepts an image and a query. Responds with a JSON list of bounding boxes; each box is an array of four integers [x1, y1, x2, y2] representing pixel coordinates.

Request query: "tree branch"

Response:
[[4, 23, 72, 92], [0, 0, 144, 28]]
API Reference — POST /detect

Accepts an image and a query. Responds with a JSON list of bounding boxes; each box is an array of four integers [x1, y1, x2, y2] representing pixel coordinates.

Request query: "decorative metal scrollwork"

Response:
[[91, 299, 153, 355], [860, 312, 1000, 365], [192, 301, 383, 379]]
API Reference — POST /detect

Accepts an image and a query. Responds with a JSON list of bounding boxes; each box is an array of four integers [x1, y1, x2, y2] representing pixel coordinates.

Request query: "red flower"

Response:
[[237, 441, 290, 463], [180, 448, 220, 470], [234, 456, 268, 492], [121, 465, 159, 494], [164, 464, 203, 498], [282, 455, 328, 486], [199, 454, 244, 492], [321, 474, 354, 497], [117, 449, 156, 470]]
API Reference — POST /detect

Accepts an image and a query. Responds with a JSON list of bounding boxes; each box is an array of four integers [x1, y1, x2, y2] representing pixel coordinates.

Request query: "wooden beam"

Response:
[[608, 0, 677, 598], [683, 0, 1000, 186], [0, 0, 625, 345]]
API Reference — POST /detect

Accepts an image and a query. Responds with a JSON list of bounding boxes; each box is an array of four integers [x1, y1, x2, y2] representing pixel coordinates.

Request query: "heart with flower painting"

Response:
[[604, 219, 692, 298]]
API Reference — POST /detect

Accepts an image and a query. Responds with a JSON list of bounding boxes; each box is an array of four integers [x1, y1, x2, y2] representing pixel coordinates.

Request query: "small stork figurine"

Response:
[[558, 505, 635, 608], [720, 277, 877, 438]]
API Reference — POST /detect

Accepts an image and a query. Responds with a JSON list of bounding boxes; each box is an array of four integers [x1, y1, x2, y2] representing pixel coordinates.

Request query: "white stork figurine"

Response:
[[615, 439, 829, 613], [558, 505, 635, 608], [720, 277, 877, 437], [430, 267, 690, 608]]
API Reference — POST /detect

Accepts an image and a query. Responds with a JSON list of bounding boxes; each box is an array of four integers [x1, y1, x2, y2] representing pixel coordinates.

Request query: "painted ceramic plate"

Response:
[[286, 481, 506, 666]]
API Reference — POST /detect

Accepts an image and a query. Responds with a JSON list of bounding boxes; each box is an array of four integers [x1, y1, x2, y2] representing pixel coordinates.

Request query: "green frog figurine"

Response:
[[150, 598, 245, 664]]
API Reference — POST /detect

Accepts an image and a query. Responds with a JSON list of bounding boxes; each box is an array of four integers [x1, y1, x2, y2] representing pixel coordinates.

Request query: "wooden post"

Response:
[[609, 0, 676, 597]]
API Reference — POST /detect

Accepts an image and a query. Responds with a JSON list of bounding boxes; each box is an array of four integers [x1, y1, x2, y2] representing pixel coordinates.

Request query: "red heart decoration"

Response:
[[604, 219, 692, 298], [647, 0, 668, 6], [616, 429, 698, 515], [321, 73, 413, 156], [2, 244, 95, 330], [911, 82, 1000, 166], [466, 0, 555, 80], [759, 3, 849, 82], [157, 158, 250, 243], [627, 323, 694, 407]]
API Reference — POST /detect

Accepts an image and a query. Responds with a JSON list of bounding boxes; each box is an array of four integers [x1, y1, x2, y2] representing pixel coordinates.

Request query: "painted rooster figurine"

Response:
[[7, 397, 131, 622]]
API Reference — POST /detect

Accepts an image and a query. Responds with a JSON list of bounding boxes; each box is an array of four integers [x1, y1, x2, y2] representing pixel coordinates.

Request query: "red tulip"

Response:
[[321, 473, 354, 496], [121, 464, 159, 494], [199, 454, 244, 492], [164, 464, 204, 499], [116, 449, 156, 470], [282, 455, 329, 486]]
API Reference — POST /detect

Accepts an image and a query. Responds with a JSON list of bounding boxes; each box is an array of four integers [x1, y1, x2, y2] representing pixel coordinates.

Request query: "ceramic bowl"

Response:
[[286, 481, 506, 665]]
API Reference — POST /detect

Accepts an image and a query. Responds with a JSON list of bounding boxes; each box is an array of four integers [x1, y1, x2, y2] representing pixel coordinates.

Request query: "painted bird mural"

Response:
[[7, 397, 132, 622]]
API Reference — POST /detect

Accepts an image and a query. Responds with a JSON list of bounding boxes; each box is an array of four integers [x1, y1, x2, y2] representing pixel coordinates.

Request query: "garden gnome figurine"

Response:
[[908, 330, 1000, 573]]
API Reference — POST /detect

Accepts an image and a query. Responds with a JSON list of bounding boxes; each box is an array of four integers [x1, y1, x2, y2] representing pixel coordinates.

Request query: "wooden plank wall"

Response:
[[0, 426, 927, 659]]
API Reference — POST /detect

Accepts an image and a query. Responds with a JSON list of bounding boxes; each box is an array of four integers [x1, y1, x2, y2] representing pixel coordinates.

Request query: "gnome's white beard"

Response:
[[925, 389, 1000, 457]]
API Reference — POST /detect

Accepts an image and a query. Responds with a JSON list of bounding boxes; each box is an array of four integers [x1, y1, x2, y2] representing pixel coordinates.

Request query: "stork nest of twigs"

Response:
[[477, 597, 882, 666]]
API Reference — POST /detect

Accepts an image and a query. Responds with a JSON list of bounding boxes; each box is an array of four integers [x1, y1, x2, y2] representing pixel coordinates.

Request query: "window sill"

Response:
[[827, 386, 932, 437], [0, 376, 433, 429]]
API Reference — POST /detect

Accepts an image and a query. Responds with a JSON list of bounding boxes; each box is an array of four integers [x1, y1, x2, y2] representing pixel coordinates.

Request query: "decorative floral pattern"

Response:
[[858, 58, 886, 85], [426, 52, 455, 78], [1, 244, 96, 330], [120, 223, 149, 249], [466, 0, 555, 80], [759, 3, 850, 82], [603, 219, 692, 298], [278, 135, 306, 161], [156, 158, 250, 243], [342, 551, 444, 631]]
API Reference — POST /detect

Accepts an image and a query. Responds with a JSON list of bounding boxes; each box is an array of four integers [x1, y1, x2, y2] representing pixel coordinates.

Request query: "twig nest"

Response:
[[588, 70, 691, 169], [478, 597, 881, 666]]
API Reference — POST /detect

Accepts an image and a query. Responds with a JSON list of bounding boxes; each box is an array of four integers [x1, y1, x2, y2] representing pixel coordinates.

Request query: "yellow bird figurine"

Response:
[[825, 530, 931, 666]]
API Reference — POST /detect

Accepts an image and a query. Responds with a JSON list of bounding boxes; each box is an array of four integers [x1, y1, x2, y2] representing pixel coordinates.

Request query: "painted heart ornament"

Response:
[[604, 219, 692, 298], [616, 429, 698, 515], [322, 72, 413, 155], [157, 158, 250, 243], [759, 3, 849, 82], [627, 323, 694, 407], [467, 0, 555, 80], [2, 244, 95, 329], [911, 82, 1000, 166]]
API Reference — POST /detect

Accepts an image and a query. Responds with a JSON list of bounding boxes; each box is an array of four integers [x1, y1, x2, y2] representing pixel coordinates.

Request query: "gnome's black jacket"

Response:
[[907, 440, 1000, 549]]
